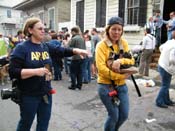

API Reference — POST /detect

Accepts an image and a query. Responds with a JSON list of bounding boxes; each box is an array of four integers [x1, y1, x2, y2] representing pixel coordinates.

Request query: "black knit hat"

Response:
[[107, 16, 124, 26]]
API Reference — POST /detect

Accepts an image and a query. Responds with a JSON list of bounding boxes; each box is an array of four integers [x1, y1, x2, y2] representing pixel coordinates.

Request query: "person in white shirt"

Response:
[[155, 30, 175, 108], [138, 28, 156, 76], [145, 17, 155, 36], [166, 11, 175, 40]]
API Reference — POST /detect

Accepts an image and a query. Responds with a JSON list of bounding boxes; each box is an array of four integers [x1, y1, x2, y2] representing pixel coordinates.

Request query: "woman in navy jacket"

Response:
[[9, 17, 87, 131]]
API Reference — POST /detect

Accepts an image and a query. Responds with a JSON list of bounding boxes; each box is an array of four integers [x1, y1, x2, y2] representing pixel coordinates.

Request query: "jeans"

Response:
[[98, 84, 129, 131], [64, 57, 68, 74], [156, 65, 172, 105], [167, 30, 172, 40], [52, 60, 62, 80], [16, 95, 52, 131], [155, 27, 161, 47], [87, 57, 93, 82], [82, 58, 89, 82], [70, 59, 83, 88]]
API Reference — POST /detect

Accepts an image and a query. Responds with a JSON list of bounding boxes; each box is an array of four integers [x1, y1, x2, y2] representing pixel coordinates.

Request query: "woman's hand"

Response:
[[111, 59, 121, 72], [73, 48, 88, 59], [35, 67, 50, 77]]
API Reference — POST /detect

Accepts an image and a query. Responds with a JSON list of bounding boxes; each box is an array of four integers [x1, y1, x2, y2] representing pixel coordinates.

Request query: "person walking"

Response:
[[8, 17, 87, 131], [138, 28, 156, 76], [155, 30, 175, 108], [95, 16, 135, 131]]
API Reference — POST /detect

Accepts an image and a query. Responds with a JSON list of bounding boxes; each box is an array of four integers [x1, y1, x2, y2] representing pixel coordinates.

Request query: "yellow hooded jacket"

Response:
[[95, 38, 135, 86]]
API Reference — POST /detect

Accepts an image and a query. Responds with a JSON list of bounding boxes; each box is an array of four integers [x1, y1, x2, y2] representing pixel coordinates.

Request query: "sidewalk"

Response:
[[134, 68, 175, 88]]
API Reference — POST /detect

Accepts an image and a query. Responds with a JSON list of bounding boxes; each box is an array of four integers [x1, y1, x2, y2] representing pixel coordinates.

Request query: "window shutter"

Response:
[[139, 0, 147, 27], [96, 0, 106, 27], [76, 0, 84, 32], [101, 0, 106, 27], [119, 0, 125, 21], [96, 0, 101, 27]]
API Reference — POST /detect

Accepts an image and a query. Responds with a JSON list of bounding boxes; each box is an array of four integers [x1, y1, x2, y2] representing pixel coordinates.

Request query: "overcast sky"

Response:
[[0, 0, 24, 7]]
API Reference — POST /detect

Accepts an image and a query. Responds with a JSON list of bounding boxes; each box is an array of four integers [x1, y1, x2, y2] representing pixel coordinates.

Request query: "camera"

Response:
[[1, 79, 21, 104]]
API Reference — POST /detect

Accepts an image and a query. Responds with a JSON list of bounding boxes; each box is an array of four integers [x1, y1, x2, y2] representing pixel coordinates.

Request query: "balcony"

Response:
[[0, 15, 21, 25]]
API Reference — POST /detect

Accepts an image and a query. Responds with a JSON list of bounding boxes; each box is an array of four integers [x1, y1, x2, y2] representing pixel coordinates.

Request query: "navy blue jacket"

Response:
[[9, 39, 73, 96]]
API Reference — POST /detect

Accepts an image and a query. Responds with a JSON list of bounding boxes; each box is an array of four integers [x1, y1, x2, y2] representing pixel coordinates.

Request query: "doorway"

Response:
[[161, 0, 175, 43]]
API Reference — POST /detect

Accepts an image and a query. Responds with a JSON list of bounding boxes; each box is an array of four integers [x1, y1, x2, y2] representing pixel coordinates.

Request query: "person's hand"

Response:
[[73, 48, 88, 59], [123, 73, 132, 79], [106, 59, 121, 73], [35, 67, 50, 77], [111, 59, 121, 72]]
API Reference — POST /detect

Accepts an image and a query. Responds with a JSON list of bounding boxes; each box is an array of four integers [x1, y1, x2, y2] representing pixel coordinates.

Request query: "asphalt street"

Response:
[[1, 70, 175, 131]]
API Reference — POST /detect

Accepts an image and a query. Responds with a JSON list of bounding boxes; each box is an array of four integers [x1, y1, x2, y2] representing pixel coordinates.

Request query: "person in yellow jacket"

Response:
[[95, 16, 135, 131]]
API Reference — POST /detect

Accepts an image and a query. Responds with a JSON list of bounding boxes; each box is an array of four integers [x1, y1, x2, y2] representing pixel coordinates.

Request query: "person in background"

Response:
[[138, 28, 156, 76], [95, 16, 135, 131], [155, 30, 175, 108], [153, 10, 163, 47], [0, 33, 8, 57], [84, 34, 94, 83], [68, 26, 86, 90], [166, 11, 175, 40], [49, 32, 62, 80], [145, 17, 155, 36], [91, 28, 101, 79], [8, 17, 87, 131], [63, 33, 71, 74]]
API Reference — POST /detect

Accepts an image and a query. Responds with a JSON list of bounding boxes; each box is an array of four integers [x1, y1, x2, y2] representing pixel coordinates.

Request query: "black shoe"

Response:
[[77, 86, 82, 90], [166, 101, 175, 106], [68, 86, 76, 90], [83, 81, 88, 84], [156, 104, 168, 108]]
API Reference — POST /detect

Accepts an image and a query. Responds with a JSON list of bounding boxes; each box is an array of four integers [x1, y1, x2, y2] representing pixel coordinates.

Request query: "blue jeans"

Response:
[[167, 30, 172, 40], [82, 58, 89, 82], [98, 84, 129, 131], [156, 65, 172, 105], [16, 95, 52, 131], [52, 60, 62, 80]]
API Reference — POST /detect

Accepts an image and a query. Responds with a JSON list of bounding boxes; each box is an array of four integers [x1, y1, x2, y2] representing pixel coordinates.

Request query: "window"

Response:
[[126, 0, 147, 26], [7, 10, 11, 18], [38, 11, 44, 23], [76, 0, 84, 32], [153, 0, 161, 11], [127, 0, 139, 25], [48, 8, 55, 30], [96, 0, 106, 27]]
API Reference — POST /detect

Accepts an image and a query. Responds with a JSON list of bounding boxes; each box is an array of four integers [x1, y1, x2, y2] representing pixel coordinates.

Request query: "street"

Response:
[[1, 71, 175, 131]]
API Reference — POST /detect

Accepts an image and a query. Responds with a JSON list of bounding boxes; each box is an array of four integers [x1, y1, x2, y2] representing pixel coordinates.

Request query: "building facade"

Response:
[[71, 0, 175, 47], [14, 0, 71, 32], [0, 5, 22, 36]]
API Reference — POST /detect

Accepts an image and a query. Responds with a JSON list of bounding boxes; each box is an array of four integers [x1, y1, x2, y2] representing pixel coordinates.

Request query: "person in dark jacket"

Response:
[[9, 17, 87, 131], [68, 26, 86, 90]]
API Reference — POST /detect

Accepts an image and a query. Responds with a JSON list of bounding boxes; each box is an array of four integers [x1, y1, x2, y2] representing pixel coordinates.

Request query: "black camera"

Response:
[[1, 79, 21, 104]]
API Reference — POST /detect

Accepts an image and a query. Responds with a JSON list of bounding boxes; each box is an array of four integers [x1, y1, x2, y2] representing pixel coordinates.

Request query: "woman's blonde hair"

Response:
[[23, 17, 41, 37]]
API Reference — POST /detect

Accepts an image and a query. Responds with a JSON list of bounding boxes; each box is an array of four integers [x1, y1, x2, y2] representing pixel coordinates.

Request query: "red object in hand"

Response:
[[109, 90, 117, 97], [49, 89, 57, 94]]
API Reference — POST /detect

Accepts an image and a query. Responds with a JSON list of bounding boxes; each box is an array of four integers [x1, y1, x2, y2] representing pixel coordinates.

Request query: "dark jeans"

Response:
[[156, 65, 172, 106], [98, 84, 129, 131], [52, 60, 62, 80], [16, 95, 52, 131], [70, 59, 83, 88]]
